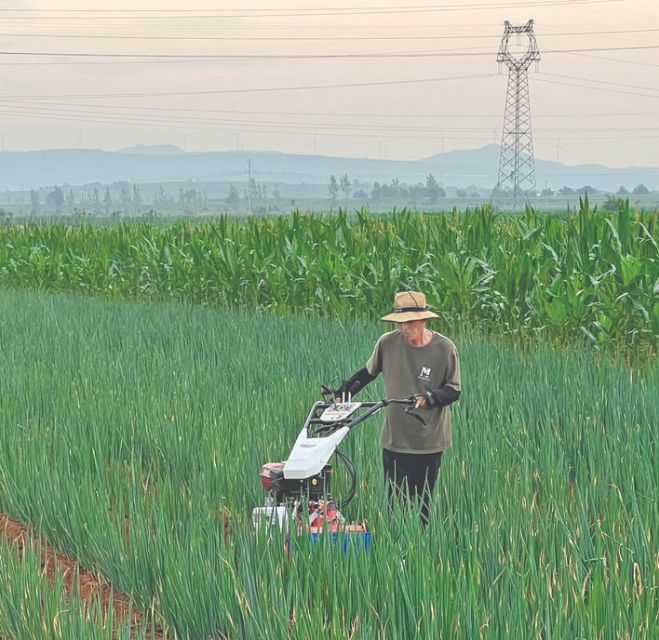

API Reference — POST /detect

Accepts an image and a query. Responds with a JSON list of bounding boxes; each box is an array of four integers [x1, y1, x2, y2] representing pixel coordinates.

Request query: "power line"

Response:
[[532, 77, 659, 100], [2, 43, 659, 60], [0, 49, 509, 60], [0, 1, 623, 19], [0, 20, 500, 29], [1, 66, 656, 102], [0, 49, 510, 60], [4, 103, 657, 133], [3, 27, 658, 41], [6, 105, 655, 143], [0, 105, 492, 141], [542, 71, 659, 94], [534, 73, 659, 99], [0, 31, 499, 42], [2, 99, 655, 136], [2, 99, 658, 145], [0, 2, 619, 12], [0, 72, 499, 100], [3, 99, 652, 120], [565, 50, 659, 69]]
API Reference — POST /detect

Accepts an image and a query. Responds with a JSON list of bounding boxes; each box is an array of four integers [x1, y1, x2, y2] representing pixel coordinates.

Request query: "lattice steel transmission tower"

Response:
[[491, 20, 541, 210]]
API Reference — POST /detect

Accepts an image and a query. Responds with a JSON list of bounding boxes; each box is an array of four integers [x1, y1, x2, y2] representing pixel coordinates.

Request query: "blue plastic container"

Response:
[[308, 531, 372, 553]]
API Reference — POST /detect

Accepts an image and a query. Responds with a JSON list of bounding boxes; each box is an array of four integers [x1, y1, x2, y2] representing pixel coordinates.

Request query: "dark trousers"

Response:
[[382, 448, 443, 526]]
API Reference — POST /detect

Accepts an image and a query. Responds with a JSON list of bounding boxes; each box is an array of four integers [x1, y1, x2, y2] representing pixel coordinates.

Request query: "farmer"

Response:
[[336, 290, 461, 525]]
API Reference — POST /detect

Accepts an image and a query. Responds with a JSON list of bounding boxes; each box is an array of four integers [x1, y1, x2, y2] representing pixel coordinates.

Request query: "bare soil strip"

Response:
[[0, 512, 165, 639]]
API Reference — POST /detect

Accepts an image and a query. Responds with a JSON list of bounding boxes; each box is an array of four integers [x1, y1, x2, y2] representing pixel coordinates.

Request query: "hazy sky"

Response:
[[1, 0, 658, 167]]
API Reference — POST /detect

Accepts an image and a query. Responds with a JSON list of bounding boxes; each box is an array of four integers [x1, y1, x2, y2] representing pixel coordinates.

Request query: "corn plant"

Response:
[[0, 201, 656, 359]]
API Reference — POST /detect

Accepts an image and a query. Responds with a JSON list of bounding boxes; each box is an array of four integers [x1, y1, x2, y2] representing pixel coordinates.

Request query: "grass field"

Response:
[[0, 289, 656, 638]]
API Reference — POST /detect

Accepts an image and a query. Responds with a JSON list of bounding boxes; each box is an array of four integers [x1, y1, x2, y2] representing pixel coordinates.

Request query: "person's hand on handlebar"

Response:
[[414, 393, 428, 409]]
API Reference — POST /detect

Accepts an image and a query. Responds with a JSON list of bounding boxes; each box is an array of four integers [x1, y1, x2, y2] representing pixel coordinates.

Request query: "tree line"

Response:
[[25, 184, 209, 217], [329, 173, 447, 203]]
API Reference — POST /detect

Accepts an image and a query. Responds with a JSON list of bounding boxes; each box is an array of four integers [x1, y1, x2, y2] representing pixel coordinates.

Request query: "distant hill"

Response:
[[1, 144, 658, 192], [118, 144, 183, 155]]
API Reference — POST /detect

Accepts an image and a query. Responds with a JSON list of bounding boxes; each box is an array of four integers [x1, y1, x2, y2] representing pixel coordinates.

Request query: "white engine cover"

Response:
[[283, 426, 350, 480]]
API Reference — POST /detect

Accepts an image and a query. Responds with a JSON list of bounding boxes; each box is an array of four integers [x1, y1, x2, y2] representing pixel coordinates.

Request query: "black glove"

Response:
[[336, 367, 376, 399], [423, 386, 460, 408]]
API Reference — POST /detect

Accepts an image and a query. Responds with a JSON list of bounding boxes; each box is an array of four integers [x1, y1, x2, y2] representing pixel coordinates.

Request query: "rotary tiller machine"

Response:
[[252, 389, 421, 549]]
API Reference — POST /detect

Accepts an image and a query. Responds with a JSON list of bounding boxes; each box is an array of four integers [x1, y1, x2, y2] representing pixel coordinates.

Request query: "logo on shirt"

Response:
[[418, 366, 432, 382]]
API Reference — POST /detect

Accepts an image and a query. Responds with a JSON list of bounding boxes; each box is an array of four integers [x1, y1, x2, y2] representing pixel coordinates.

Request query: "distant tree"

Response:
[[248, 178, 258, 204], [45, 186, 64, 215], [29, 189, 40, 215], [371, 181, 382, 199], [155, 185, 168, 208], [409, 183, 426, 203], [132, 183, 142, 213], [226, 184, 240, 204], [272, 186, 281, 200], [91, 187, 100, 215], [577, 185, 596, 196], [65, 189, 75, 211], [340, 174, 351, 201], [103, 187, 113, 215], [119, 186, 131, 213], [176, 188, 204, 212], [328, 175, 339, 205], [602, 194, 625, 212], [557, 185, 575, 196], [352, 189, 368, 199], [426, 173, 443, 203], [632, 183, 649, 195], [456, 188, 468, 198], [617, 186, 629, 195]]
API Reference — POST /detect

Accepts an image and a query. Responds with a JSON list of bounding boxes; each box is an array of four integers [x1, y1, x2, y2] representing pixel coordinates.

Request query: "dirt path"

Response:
[[0, 512, 165, 639]]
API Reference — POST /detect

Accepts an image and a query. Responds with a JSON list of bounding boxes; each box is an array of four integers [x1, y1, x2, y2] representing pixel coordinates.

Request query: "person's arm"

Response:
[[421, 386, 460, 407], [417, 343, 461, 408], [335, 336, 383, 399], [336, 367, 377, 399]]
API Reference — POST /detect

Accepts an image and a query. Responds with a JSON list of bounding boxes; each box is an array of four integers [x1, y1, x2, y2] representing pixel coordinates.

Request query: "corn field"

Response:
[[0, 289, 656, 639], [0, 202, 657, 359]]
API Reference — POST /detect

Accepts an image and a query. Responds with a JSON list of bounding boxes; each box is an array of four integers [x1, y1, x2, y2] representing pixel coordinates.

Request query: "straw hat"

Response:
[[381, 291, 438, 322]]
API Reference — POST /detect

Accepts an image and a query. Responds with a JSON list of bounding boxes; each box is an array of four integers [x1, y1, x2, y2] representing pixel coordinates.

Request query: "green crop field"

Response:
[[0, 534, 140, 640], [1, 203, 657, 360], [0, 289, 656, 639]]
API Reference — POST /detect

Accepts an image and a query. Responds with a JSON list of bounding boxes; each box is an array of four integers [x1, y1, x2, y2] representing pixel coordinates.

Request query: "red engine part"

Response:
[[259, 462, 285, 492], [306, 499, 367, 534]]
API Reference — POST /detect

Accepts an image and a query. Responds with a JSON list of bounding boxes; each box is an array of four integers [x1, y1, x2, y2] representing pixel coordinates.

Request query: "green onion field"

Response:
[[0, 204, 657, 638]]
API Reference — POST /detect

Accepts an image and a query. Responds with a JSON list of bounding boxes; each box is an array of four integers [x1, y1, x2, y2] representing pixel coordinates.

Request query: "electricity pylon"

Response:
[[491, 20, 540, 211]]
